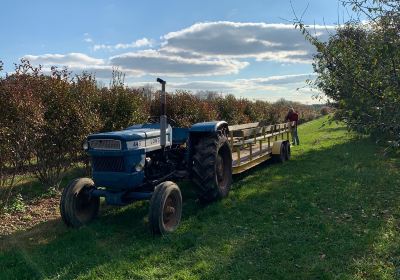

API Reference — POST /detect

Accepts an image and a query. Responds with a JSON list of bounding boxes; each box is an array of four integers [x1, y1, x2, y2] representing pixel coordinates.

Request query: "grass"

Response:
[[1, 116, 400, 279]]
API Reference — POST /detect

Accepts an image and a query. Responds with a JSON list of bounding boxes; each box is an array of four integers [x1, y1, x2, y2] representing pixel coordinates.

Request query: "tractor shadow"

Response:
[[1, 136, 400, 279]]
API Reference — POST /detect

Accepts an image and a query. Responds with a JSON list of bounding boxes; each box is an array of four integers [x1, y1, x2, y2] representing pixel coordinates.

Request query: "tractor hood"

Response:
[[88, 130, 146, 141], [88, 128, 151, 142], [87, 123, 172, 151], [87, 123, 171, 141]]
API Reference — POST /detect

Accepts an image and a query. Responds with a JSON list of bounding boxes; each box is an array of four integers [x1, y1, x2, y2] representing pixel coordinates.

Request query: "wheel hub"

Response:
[[163, 196, 178, 228]]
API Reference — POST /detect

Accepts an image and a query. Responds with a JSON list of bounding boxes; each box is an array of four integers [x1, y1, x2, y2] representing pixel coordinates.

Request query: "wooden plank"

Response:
[[228, 120, 293, 174], [232, 130, 288, 147], [241, 127, 262, 137], [232, 144, 272, 165], [228, 122, 259, 132], [232, 145, 272, 167], [228, 121, 291, 150], [264, 125, 273, 132], [232, 153, 271, 174]]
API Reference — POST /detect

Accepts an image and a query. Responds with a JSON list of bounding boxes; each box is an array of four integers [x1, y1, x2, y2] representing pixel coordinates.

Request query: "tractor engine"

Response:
[[143, 150, 174, 180], [85, 123, 174, 191]]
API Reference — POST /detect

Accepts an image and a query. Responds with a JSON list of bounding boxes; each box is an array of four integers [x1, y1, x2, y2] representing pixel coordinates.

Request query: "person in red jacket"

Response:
[[285, 108, 300, 145]]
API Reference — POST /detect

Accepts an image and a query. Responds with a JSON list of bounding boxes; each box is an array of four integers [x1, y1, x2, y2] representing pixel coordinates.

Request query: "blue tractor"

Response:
[[60, 78, 233, 234]]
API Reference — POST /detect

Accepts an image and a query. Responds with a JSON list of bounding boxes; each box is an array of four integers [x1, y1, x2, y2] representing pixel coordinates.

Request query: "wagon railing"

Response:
[[228, 121, 295, 173]]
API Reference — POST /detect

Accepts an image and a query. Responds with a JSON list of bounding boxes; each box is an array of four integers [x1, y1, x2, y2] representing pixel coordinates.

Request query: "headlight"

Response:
[[83, 140, 89, 150], [134, 155, 146, 172], [135, 163, 144, 172]]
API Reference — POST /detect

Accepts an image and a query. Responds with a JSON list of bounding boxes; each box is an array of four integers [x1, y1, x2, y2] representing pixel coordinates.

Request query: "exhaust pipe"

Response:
[[157, 78, 167, 149]]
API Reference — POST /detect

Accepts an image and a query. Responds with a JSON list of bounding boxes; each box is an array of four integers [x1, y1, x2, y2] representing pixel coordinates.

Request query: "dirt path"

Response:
[[0, 194, 60, 237]]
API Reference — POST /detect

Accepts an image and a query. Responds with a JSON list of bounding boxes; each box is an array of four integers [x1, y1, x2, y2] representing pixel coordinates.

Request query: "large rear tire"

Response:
[[60, 178, 100, 228], [149, 181, 182, 235], [192, 134, 232, 203]]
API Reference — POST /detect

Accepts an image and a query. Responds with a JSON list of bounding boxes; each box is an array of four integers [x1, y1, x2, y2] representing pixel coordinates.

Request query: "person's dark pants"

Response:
[[291, 126, 300, 145]]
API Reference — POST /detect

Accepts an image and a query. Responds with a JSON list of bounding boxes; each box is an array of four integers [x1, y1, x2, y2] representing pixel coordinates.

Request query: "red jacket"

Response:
[[285, 111, 299, 123]]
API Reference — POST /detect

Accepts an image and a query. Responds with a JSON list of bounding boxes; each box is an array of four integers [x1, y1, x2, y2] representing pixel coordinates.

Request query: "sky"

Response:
[[0, 0, 356, 104]]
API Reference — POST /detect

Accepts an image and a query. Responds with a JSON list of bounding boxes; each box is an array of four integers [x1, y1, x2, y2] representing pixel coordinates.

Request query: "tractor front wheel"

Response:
[[60, 178, 100, 228], [149, 181, 182, 235]]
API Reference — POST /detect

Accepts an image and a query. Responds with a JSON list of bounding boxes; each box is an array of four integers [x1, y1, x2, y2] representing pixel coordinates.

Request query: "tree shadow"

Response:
[[1, 137, 399, 279]]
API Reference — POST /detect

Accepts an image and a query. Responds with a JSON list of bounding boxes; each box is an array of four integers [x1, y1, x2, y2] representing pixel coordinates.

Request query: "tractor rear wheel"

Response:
[[192, 134, 232, 203], [149, 181, 182, 235], [60, 178, 100, 228]]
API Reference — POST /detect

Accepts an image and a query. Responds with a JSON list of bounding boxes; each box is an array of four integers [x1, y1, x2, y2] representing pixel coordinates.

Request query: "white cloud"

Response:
[[69, 65, 143, 79], [22, 53, 142, 78], [23, 53, 104, 67], [83, 33, 93, 43], [129, 73, 321, 103], [237, 73, 316, 86], [131, 73, 315, 93], [21, 21, 330, 95], [170, 81, 237, 91], [167, 80, 280, 92], [162, 21, 333, 63], [23, 50, 248, 78], [93, 38, 153, 51], [109, 50, 248, 76]]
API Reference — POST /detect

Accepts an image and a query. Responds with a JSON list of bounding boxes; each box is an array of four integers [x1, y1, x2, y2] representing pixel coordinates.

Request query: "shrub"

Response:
[[150, 90, 219, 127], [33, 68, 103, 188], [0, 59, 321, 197], [0, 60, 45, 211], [98, 71, 148, 131], [320, 106, 330, 116]]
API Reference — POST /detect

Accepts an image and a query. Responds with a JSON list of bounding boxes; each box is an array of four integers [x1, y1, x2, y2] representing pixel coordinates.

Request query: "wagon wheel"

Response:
[[60, 178, 100, 228], [149, 181, 182, 235], [284, 142, 291, 161], [273, 143, 287, 163]]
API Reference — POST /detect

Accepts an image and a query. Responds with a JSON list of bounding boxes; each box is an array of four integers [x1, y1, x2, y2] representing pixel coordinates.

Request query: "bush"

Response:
[[0, 59, 321, 198], [33, 68, 102, 188], [98, 71, 148, 131], [0, 60, 45, 211], [153, 91, 219, 127], [320, 106, 330, 116]]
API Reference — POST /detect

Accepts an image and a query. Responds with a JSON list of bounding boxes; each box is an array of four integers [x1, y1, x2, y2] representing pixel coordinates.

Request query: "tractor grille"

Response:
[[89, 139, 121, 150], [92, 156, 125, 172]]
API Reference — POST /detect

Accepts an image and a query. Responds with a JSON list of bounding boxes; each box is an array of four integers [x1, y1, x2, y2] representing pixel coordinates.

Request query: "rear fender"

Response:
[[187, 121, 229, 171], [189, 121, 228, 134], [271, 140, 288, 155]]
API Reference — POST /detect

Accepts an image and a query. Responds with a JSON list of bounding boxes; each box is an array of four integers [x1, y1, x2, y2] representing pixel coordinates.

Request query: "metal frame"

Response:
[[229, 121, 294, 174]]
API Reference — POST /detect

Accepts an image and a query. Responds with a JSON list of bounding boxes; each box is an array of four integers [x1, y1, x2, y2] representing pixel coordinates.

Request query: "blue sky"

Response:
[[0, 0, 355, 103]]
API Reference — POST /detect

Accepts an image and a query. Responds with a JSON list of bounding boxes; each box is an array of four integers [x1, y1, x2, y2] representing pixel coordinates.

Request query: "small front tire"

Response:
[[149, 181, 182, 235], [60, 178, 100, 228]]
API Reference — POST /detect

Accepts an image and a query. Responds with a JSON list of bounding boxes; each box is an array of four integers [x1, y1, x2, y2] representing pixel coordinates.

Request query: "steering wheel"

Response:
[[147, 116, 178, 127]]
